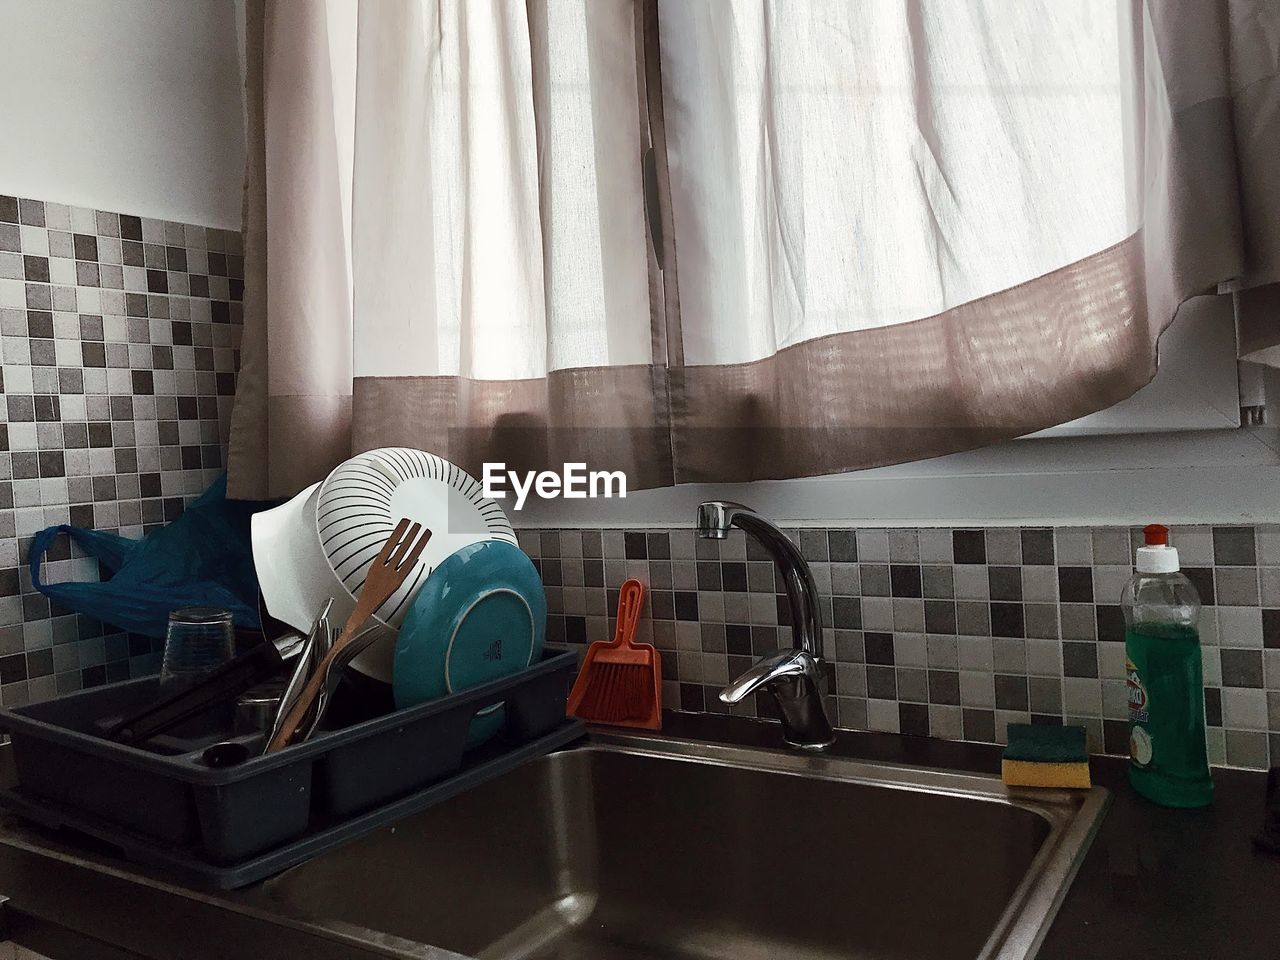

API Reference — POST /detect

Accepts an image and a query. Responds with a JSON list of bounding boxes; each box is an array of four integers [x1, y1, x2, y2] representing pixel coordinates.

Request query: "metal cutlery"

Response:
[[267, 597, 335, 748], [266, 519, 432, 753]]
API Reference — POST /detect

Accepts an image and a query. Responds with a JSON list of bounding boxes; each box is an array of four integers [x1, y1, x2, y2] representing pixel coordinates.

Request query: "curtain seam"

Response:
[[639, 0, 683, 370], [635, 0, 679, 485]]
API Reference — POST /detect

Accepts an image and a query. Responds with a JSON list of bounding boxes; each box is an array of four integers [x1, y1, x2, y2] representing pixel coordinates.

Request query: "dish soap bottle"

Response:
[[1122, 523, 1213, 808]]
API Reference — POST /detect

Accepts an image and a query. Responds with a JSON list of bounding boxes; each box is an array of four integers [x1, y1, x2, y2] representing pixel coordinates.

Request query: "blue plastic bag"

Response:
[[30, 475, 272, 638]]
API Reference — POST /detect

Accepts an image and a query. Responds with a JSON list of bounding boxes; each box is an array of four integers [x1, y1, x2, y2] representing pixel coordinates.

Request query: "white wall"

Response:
[[0, 0, 245, 228], [515, 424, 1280, 528]]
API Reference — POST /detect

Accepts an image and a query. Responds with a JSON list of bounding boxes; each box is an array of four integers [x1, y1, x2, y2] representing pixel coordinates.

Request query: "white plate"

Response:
[[252, 448, 516, 682]]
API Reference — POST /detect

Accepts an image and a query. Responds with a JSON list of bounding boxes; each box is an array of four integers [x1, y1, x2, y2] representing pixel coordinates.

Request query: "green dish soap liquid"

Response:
[[1122, 523, 1213, 808]]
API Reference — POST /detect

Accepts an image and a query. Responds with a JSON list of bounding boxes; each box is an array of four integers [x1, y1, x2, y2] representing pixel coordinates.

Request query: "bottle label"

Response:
[[1126, 656, 1153, 767]]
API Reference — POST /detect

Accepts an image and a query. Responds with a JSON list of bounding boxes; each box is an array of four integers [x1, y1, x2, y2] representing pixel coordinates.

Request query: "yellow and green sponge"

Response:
[[1001, 723, 1091, 789]]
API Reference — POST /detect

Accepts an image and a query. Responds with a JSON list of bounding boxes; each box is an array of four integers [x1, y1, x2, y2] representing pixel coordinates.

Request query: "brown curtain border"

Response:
[[352, 364, 675, 490], [673, 235, 1154, 483]]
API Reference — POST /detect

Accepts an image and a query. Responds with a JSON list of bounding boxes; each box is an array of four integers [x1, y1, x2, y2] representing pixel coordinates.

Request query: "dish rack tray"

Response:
[[0, 647, 583, 888]]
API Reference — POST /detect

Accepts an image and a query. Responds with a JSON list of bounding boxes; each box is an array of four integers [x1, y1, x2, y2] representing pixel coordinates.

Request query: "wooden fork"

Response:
[[265, 518, 432, 753]]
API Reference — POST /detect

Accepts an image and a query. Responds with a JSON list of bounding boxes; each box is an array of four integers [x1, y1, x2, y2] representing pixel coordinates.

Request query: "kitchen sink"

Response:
[[258, 732, 1109, 960]]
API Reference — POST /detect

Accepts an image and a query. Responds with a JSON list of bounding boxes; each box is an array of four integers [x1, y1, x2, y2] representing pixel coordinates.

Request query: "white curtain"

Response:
[[230, 0, 1280, 497], [351, 0, 652, 381], [231, 0, 671, 497], [656, 0, 1279, 480], [662, 0, 1138, 364]]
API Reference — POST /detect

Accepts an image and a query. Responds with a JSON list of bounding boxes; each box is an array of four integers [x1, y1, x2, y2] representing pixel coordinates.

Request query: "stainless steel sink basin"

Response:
[[258, 733, 1109, 960]]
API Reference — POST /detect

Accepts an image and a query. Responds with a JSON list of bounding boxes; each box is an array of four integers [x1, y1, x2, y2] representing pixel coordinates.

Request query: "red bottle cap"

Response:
[[1143, 523, 1169, 546]]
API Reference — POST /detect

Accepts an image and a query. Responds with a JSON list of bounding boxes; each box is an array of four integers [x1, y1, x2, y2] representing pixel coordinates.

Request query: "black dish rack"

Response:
[[0, 647, 583, 888]]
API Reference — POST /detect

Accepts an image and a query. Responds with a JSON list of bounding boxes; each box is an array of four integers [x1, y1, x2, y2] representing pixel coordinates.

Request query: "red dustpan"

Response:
[[566, 578, 661, 729]]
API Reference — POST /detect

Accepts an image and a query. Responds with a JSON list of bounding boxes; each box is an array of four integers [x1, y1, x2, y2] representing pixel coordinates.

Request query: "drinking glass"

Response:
[[159, 607, 235, 693]]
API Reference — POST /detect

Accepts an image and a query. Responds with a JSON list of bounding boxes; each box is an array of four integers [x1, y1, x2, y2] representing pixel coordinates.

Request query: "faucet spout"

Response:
[[695, 501, 733, 540], [696, 501, 833, 749], [695, 501, 822, 658]]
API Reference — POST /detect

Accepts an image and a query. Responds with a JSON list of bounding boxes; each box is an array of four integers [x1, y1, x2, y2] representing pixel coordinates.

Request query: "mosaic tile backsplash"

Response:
[[519, 524, 1280, 770], [0, 194, 240, 705], [1, 198, 1276, 775]]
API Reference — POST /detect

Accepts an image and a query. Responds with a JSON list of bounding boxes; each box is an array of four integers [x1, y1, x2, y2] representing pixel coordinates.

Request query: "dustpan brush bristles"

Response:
[[577, 662, 655, 723]]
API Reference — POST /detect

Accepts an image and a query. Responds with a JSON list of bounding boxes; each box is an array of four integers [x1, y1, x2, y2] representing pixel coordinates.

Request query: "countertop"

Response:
[[1035, 755, 1280, 959], [1, 714, 1277, 959]]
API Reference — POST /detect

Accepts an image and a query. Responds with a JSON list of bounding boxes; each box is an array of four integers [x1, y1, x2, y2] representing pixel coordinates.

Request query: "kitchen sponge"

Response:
[[1001, 723, 1091, 789]]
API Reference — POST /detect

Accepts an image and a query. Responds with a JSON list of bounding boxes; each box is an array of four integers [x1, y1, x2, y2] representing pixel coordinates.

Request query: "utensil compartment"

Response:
[[13, 731, 200, 846], [313, 653, 570, 816], [0, 647, 579, 872]]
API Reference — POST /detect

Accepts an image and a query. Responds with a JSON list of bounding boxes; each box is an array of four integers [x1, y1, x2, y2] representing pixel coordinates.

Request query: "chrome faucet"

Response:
[[696, 501, 834, 750]]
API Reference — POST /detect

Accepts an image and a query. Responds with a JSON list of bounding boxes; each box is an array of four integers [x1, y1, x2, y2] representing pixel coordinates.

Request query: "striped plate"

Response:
[[314, 448, 516, 680]]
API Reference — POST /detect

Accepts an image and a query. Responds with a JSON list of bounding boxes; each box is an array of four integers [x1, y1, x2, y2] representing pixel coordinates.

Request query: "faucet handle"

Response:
[[720, 648, 824, 705]]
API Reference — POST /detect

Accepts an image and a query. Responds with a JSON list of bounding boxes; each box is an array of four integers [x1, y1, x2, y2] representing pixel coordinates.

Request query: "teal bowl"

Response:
[[392, 540, 546, 747]]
